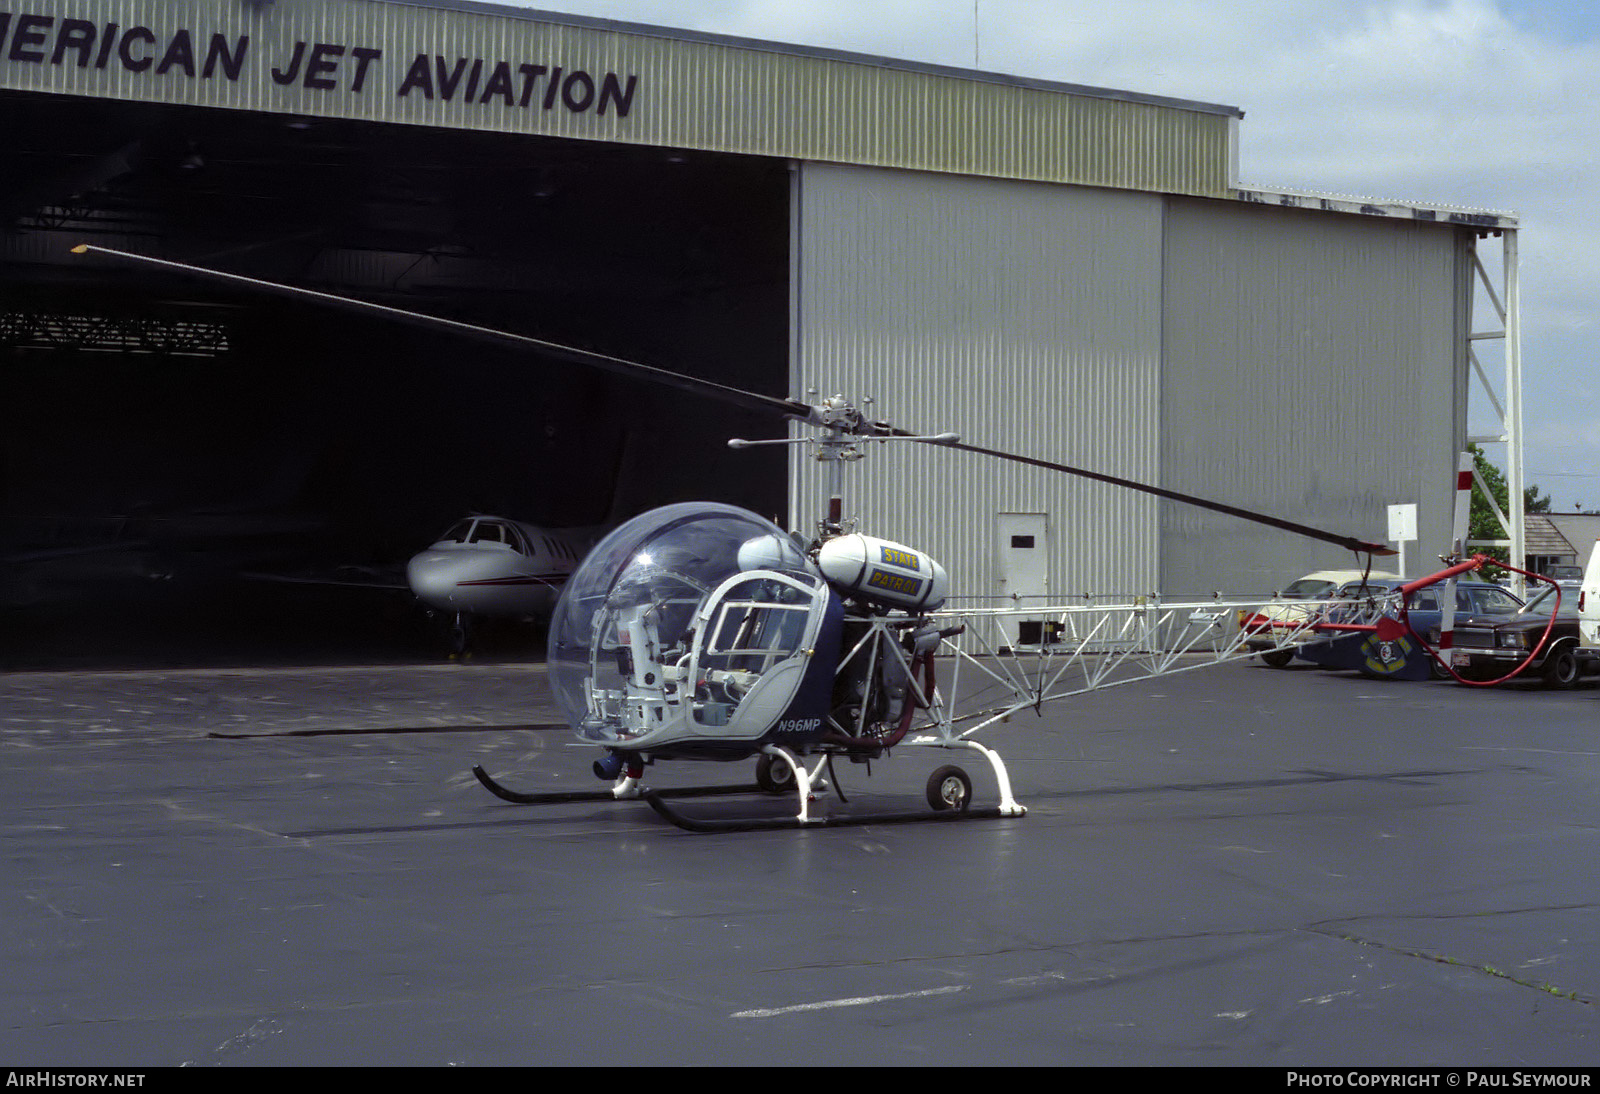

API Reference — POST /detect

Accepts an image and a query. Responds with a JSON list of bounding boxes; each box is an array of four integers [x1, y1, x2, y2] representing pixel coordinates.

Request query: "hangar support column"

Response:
[[1464, 228, 1525, 591]]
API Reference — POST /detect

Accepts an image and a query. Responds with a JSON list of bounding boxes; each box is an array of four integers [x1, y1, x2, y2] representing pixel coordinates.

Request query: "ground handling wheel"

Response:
[[926, 765, 973, 812], [755, 753, 796, 794]]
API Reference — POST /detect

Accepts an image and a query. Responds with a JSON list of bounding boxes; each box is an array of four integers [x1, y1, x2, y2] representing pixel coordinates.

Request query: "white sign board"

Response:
[[1387, 503, 1418, 543]]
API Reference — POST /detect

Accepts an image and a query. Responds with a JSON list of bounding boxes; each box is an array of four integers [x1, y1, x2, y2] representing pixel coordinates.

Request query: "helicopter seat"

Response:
[[688, 571, 828, 737], [712, 657, 810, 731]]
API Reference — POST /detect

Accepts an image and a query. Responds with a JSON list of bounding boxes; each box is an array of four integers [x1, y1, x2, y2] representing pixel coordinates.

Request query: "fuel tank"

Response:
[[816, 534, 948, 612]]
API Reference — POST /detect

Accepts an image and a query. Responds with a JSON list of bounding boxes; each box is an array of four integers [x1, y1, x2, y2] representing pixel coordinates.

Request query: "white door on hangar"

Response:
[[998, 513, 1049, 647]]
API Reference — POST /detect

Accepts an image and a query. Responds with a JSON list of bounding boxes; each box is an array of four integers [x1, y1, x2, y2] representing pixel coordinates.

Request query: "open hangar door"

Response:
[[0, 89, 791, 668]]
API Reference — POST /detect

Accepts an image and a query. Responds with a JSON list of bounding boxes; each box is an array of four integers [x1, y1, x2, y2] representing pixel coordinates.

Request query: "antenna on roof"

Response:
[[972, 1, 980, 68]]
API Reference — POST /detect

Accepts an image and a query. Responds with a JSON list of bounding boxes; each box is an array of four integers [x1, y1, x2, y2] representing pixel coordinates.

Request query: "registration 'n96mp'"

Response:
[[774, 718, 820, 737]]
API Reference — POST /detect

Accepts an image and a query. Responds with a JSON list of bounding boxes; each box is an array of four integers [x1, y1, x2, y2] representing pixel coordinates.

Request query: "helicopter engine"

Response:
[[827, 615, 950, 752], [812, 535, 951, 752]]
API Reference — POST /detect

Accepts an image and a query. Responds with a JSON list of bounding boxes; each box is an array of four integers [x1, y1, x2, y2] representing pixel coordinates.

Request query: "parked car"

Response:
[[1543, 563, 1584, 596], [1241, 569, 1401, 667], [1448, 583, 1598, 688], [1288, 577, 1523, 680]]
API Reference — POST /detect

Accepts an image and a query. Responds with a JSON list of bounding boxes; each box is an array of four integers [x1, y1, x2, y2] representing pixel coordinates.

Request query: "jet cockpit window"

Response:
[[441, 520, 475, 543], [470, 521, 507, 545]]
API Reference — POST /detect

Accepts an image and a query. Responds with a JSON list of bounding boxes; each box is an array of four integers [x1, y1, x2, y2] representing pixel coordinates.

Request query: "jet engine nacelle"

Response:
[[817, 534, 948, 612]]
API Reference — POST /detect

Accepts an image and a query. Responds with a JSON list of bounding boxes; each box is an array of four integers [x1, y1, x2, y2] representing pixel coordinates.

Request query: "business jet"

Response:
[[405, 515, 596, 653]]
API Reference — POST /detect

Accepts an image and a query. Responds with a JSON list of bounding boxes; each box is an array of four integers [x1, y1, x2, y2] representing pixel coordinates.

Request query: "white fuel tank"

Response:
[[816, 534, 948, 612]]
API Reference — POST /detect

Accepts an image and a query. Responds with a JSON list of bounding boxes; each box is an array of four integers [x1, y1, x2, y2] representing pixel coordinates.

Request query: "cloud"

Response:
[[510, 3, 1593, 211]]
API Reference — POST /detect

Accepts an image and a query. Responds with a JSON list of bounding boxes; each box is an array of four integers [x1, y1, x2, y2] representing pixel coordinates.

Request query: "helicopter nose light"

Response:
[[594, 751, 628, 781]]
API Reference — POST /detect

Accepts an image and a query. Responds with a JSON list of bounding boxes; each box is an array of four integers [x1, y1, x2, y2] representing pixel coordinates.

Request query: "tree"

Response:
[[1465, 443, 1550, 568], [1466, 444, 1508, 564]]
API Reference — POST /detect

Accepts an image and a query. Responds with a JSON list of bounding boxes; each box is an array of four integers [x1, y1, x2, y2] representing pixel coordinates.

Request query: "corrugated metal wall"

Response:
[[793, 173, 1468, 602], [1160, 198, 1467, 595], [0, 0, 1238, 197], [791, 162, 1164, 602]]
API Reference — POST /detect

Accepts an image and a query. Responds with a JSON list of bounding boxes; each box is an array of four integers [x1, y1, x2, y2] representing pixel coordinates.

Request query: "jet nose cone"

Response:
[[407, 550, 460, 609]]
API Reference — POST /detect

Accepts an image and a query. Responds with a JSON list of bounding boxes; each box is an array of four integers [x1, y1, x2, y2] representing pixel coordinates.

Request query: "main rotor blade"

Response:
[[934, 437, 1396, 557], [71, 244, 812, 421], [73, 245, 1392, 557]]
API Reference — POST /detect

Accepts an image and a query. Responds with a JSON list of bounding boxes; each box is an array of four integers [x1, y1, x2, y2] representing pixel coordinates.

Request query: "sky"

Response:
[[493, 0, 1599, 511]]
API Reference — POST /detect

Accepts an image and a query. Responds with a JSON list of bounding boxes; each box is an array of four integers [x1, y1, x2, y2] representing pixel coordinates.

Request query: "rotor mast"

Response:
[[730, 394, 958, 541]]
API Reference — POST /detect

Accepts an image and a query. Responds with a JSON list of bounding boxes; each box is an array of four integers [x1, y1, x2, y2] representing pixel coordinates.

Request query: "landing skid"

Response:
[[471, 764, 761, 805], [645, 742, 1027, 832], [472, 740, 1027, 833], [644, 791, 1009, 832]]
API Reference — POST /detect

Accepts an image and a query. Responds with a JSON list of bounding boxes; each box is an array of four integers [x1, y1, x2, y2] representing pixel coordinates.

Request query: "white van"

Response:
[[1580, 540, 1600, 650]]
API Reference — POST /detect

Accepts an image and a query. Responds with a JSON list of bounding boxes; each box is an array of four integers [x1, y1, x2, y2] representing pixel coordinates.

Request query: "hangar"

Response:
[[0, 0, 1520, 666]]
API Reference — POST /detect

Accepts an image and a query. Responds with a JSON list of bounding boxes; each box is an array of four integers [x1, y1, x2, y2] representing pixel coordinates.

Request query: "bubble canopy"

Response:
[[546, 502, 819, 742]]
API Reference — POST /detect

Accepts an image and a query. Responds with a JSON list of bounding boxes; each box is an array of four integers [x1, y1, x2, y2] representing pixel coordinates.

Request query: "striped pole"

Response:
[[1439, 451, 1475, 657]]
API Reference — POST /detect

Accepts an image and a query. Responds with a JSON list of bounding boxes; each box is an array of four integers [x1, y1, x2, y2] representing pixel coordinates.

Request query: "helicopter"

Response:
[[74, 242, 1465, 832]]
